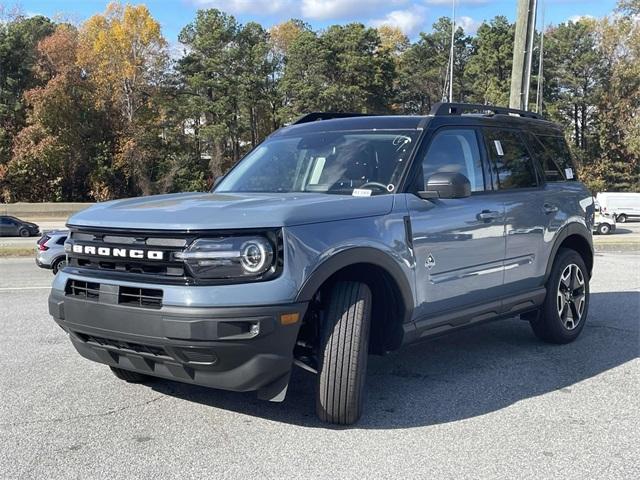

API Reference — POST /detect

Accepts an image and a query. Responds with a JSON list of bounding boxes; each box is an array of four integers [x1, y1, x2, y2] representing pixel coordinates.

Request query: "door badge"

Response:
[[426, 254, 436, 270]]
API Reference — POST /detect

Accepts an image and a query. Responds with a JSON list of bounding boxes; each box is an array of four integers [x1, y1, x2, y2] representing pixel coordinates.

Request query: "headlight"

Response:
[[175, 236, 275, 279]]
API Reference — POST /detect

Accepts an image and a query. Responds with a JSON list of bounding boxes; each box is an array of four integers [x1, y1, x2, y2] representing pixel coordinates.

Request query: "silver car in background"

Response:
[[35, 230, 69, 274]]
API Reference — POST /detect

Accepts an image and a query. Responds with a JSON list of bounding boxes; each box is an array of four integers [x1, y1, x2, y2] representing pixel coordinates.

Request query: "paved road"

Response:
[[0, 254, 638, 479]]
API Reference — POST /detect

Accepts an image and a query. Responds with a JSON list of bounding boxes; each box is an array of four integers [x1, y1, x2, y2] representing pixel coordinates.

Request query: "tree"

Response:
[[465, 16, 514, 105], [77, 2, 171, 196], [1, 25, 112, 201], [78, 3, 167, 123], [396, 17, 471, 114], [0, 15, 55, 165]]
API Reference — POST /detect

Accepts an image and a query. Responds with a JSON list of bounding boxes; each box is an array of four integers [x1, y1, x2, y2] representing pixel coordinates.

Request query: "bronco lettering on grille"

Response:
[[71, 244, 164, 260]]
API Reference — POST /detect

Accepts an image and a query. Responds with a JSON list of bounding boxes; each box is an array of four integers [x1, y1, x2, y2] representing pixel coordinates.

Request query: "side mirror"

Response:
[[418, 172, 471, 200]]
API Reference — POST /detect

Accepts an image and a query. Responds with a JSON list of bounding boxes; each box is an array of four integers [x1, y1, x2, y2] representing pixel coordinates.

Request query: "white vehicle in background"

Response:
[[593, 201, 616, 235], [596, 192, 640, 223]]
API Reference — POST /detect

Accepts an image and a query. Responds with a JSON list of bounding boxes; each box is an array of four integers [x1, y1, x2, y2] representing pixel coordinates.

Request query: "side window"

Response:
[[524, 132, 564, 181], [420, 129, 485, 192], [56, 236, 67, 245], [536, 135, 576, 181], [483, 129, 538, 189]]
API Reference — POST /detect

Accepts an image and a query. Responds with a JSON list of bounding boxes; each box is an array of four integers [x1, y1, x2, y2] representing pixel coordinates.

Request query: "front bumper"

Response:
[[49, 287, 307, 399]]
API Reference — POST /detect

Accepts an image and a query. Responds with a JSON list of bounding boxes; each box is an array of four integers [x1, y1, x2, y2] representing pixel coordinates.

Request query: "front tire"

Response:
[[18, 228, 29, 237], [597, 223, 610, 235], [316, 281, 372, 425], [110, 367, 152, 383], [530, 248, 589, 344]]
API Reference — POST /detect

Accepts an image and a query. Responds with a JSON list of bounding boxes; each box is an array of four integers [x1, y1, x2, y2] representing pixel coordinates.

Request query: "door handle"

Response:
[[543, 203, 559, 214], [477, 210, 502, 221]]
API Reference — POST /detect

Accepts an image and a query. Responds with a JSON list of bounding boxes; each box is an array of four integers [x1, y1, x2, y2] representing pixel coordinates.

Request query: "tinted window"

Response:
[[56, 236, 67, 245], [484, 129, 537, 189], [420, 129, 485, 192], [535, 135, 576, 181]]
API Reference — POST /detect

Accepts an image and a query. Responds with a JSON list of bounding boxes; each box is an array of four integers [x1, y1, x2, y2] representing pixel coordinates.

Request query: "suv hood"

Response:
[[67, 192, 394, 231]]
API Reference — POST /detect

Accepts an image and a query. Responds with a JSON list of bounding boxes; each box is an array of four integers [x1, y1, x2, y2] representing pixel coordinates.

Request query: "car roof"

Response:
[[271, 112, 562, 138], [273, 115, 427, 137]]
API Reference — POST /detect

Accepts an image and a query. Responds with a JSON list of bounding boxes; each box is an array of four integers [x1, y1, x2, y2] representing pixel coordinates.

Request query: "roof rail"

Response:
[[430, 102, 544, 120], [292, 112, 372, 125]]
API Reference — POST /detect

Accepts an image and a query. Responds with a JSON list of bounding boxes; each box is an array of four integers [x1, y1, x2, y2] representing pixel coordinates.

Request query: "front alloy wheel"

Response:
[[530, 248, 590, 344], [556, 264, 586, 330]]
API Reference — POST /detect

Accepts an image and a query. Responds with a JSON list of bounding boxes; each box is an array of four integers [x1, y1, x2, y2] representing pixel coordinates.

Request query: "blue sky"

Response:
[[19, 0, 619, 41]]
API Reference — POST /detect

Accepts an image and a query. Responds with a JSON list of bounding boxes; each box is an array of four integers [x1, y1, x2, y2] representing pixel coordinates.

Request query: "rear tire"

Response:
[[52, 257, 67, 274], [316, 281, 372, 425], [530, 248, 589, 344], [616, 214, 627, 223], [110, 367, 152, 383]]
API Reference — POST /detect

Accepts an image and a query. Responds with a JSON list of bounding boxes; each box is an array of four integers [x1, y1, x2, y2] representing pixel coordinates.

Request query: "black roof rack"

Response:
[[430, 102, 544, 120], [292, 112, 373, 125]]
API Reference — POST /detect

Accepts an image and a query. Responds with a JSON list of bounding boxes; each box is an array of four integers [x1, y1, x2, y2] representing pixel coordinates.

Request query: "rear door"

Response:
[[481, 128, 546, 296], [408, 127, 506, 322]]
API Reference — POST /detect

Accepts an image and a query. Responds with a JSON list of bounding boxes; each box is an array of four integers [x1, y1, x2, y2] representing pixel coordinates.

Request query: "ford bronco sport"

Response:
[[49, 103, 594, 425]]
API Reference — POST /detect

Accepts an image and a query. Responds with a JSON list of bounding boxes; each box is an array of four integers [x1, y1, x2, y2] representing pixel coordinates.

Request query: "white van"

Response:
[[596, 192, 640, 223]]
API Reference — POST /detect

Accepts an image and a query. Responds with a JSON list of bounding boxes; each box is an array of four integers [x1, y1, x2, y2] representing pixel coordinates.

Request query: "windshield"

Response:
[[215, 129, 419, 195]]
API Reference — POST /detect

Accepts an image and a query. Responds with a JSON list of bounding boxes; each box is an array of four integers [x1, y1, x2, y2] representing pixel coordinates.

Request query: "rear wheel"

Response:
[[316, 281, 371, 425], [597, 223, 610, 235], [52, 257, 67, 274], [616, 214, 627, 223], [110, 367, 153, 383], [530, 248, 589, 344]]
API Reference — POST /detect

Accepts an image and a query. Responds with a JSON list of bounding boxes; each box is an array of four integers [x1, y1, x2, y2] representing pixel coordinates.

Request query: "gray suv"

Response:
[[49, 103, 594, 425]]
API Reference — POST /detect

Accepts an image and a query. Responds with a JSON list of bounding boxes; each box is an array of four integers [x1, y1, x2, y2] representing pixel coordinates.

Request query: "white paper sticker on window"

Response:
[[565, 168, 574, 179], [494, 140, 504, 156], [352, 188, 372, 197]]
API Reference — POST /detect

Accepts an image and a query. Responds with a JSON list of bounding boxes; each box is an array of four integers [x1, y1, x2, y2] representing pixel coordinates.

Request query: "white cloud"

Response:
[[424, 0, 488, 5], [301, 0, 407, 21], [191, 0, 292, 15], [457, 15, 481, 34], [568, 14, 595, 23], [370, 7, 427, 37]]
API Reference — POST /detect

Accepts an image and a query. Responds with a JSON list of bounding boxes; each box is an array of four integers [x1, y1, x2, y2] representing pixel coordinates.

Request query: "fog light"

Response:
[[249, 322, 260, 337], [280, 313, 299, 325]]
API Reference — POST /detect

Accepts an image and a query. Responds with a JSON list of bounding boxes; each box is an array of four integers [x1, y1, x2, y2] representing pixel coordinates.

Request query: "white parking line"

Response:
[[0, 286, 51, 291]]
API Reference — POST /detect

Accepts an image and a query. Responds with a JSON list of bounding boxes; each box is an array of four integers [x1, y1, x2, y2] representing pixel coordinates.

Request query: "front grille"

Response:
[[118, 286, 163, 309], [66, 226, 283, 285], [67, 227, 190, 283], [65, 280, 100, 301], [64, 279, 163, 309], [76, 332, 169, 359]]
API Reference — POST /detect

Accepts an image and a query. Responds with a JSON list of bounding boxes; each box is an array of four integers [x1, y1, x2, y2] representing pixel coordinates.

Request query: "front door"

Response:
[[408, 127, 506, 324]]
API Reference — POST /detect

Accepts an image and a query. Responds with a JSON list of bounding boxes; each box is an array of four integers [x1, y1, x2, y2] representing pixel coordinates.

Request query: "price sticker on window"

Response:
[[494, 140, 504, 156], [352, 188, 372, 197], [565, 168, 574, 179]]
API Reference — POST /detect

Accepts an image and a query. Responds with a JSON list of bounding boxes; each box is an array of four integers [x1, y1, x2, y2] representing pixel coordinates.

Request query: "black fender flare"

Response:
[[295, 247, 414, 322], [544, 222, 594, 281]]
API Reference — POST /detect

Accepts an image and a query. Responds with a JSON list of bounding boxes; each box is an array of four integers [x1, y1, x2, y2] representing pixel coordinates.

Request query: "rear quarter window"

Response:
[[532, 134, 576, 181]]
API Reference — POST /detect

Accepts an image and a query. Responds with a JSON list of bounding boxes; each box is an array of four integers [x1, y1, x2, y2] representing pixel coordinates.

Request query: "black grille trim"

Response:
[[118, 286, 163, 309], [65, 280, 100, 301]]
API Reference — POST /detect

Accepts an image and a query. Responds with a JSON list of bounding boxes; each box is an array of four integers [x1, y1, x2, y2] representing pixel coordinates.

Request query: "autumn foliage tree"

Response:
[[0, 2, 637, 201]]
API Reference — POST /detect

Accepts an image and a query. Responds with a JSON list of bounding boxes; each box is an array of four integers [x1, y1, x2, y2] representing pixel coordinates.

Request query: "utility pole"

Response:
[[535, 5, 545, 113], [448, 0, 456, 102], [509, 0, 537, 110]]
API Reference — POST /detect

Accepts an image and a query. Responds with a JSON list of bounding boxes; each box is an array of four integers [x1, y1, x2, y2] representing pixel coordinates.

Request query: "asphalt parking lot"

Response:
[[0, 253, 638, 479]]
